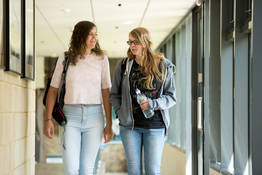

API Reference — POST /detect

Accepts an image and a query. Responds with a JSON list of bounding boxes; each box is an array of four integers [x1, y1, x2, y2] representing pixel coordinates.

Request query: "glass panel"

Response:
[[9, 0, 22, 74], [221, 42, 234, 173], [208, 0, 221, 166], [234, 33, 249, 175], [236, 0, 252, 33], [24, 0, 34, 79], [220, 0, 234, 173], [221, 0, 234, 41], [166, 39, 172, 60]]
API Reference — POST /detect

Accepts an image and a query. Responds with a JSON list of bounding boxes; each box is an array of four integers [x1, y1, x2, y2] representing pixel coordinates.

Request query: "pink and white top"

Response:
[[50, 53, 111, 104]]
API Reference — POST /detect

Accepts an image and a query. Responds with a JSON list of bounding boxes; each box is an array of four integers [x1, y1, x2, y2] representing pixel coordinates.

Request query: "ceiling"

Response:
[[35, 0, 195, 58]]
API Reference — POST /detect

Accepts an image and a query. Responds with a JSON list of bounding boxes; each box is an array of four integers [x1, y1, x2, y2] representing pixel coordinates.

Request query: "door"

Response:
[[192, 4, 205, 175]]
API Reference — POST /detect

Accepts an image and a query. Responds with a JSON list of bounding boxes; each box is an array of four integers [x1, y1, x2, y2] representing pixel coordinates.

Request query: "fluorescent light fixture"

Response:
[[61, 8, 71, 13], [123, 21, 133, 25], [195, 0, 202, 6]]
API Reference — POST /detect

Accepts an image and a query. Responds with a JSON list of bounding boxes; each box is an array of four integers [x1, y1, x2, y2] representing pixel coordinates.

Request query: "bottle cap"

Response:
[[136, 88, 140, 94]]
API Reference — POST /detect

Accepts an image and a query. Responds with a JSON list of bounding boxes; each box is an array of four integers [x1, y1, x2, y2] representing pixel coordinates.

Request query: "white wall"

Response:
[[35, 56, 45, 89]]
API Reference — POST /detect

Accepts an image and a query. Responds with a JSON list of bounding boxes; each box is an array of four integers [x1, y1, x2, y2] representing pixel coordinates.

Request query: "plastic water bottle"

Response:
[[135, 88, 154, 118]]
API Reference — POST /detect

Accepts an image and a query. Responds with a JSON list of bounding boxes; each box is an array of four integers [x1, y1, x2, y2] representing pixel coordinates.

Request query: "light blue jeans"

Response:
[[62, 104, 104, 175], [120, 126, 165, 175]]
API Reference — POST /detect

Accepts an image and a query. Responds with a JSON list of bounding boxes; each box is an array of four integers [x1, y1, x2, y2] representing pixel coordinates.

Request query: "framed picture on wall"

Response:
[[22, 0, 35, 80], [5, 0, 23, 75], [0, 0, 4, 68]]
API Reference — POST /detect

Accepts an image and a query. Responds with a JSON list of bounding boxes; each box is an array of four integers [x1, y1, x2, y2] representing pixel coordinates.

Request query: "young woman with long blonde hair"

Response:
[[110, 27, 176, 175]]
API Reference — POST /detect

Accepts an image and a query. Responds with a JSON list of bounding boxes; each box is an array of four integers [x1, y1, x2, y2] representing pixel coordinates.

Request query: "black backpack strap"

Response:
[[57, 52, 70, 105], [61, 52, 70, 82], [119, 58, 128, 91], [42, 53, 70, 106]]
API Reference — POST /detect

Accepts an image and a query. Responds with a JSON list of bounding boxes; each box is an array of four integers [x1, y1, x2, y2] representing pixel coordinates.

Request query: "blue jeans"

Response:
[[120, 126, 165, 175], [62, 104, 104, 175]]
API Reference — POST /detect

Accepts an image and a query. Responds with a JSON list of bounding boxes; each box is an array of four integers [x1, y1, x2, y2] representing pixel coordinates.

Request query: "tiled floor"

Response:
[[35, 162, 127, 175], [35, 163, 62, 175], [36, 128, 127, 175]]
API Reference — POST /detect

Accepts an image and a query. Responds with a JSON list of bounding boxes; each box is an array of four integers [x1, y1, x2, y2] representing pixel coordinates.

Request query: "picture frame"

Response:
[[0, 0, 5, 68], [5, 0, 23, 75], [22, 0, 35, 80]]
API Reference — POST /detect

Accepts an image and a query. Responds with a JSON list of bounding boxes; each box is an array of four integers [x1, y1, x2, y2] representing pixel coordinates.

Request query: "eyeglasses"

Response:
[[127, 40, 140, 46]]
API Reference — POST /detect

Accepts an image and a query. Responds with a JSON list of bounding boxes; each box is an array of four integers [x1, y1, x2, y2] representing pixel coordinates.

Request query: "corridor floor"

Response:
[[35, 162, 127, 175]]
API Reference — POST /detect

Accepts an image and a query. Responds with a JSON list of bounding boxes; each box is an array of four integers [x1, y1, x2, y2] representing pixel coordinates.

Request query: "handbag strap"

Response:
[[57, 52, 70, 104], [61, 52, 70, 83]]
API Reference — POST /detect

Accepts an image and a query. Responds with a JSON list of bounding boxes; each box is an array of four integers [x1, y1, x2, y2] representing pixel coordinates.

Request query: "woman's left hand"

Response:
[[104, 124, 114, 143], [140, 99, 149, 110]]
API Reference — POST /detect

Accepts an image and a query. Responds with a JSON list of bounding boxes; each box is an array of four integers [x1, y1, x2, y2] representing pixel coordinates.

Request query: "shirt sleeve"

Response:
[[101, 55, 112, 89], [50, 53, 65, 88]]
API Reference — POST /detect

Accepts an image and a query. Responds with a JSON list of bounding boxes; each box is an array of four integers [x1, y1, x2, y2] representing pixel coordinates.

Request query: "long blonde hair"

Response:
[[127, 27, 164, 89]]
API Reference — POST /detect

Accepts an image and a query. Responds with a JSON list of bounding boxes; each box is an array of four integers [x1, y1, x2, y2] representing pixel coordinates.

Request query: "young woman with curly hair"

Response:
[[44, 21, 113, 175]]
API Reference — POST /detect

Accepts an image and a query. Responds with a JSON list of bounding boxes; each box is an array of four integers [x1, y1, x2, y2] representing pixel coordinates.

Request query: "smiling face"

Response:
[[86, 27, 98, 50], [128, 35, 143, 58]]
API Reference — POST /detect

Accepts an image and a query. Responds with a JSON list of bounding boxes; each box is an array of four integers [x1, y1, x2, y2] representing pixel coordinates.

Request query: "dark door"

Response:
[[192, 4, 205, 175]]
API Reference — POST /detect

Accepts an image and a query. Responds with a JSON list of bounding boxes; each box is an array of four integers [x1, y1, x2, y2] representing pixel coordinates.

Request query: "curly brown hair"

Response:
[[68, 21, 104, 65], [127, 27, 164, 90]]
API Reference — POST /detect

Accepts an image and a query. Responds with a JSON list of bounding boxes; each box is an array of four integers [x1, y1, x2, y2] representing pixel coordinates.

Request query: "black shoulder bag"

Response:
[[43, 52, 70, 126]]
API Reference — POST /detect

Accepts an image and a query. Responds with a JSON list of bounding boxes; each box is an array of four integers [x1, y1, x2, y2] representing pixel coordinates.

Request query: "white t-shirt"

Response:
[[50, 52, 111, 104]]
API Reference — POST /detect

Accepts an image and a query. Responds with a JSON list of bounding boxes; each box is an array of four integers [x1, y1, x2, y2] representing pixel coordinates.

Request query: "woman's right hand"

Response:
[[44, 119, 55, 139], [140, 99, 149, 110], [44, 87, 58, 139]]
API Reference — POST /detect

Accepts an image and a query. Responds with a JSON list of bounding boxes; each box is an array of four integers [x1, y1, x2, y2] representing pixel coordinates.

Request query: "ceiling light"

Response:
[[61, 8, 71, 13], [123, 21, 133, 25], [195, 0, 202, 6]]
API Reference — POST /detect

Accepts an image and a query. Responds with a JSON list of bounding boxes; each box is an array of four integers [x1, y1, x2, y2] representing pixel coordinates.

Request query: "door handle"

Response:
[[197, 97, 203, 130]]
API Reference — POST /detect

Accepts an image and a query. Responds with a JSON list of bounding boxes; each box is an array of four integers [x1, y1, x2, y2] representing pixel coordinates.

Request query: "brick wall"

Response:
[[0, 69, 36, 175]]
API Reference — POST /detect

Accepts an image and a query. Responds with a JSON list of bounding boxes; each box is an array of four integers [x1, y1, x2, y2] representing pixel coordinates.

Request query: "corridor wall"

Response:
[[0, 69, 36, 175]]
